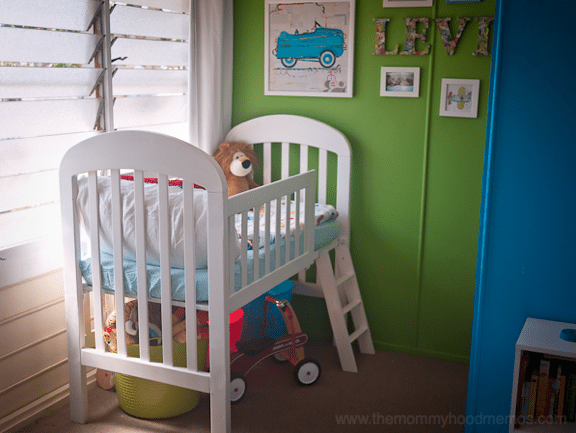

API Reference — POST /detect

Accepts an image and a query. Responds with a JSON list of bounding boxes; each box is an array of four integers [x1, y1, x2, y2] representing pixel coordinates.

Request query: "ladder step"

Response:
[[342, 298, 362, 315], [335, 271, 355, 287], [348, 325, 368, 344]]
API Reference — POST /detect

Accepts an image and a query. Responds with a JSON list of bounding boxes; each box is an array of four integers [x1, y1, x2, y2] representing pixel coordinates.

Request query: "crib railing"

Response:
[[226, 170, 316, 313], [79, 169, 205, 378]]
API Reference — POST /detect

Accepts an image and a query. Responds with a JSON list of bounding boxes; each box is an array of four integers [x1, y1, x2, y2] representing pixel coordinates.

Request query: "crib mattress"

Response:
[[79, 220, 338, 304]]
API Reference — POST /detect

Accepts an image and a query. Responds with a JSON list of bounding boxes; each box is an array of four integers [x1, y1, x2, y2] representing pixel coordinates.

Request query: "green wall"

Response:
[[232, 0, 495, 363]]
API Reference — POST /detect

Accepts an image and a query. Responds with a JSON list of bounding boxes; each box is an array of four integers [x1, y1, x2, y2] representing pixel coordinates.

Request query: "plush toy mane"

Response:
[[213, 142, 258, 176]]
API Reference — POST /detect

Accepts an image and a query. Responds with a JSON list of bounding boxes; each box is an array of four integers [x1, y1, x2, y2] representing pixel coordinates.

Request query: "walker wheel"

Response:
[[230, 374, 247, 404], [294, 358, 321, 386]]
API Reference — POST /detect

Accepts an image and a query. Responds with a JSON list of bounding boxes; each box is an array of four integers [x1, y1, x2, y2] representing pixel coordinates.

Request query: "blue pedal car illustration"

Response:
[[276, 26, 345, 69]]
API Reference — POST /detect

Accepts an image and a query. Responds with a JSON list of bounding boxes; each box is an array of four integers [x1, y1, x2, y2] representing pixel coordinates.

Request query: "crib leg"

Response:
[[65, 289, 89, 423], [68, 363, 89, 423]]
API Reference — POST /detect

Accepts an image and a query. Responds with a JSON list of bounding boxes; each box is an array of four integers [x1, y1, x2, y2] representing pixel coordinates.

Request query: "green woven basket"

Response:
[[115, 339, 207, 419]]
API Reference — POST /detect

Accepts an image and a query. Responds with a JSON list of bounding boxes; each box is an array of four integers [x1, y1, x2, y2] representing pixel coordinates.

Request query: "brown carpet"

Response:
[[16, 340, 469, 433]]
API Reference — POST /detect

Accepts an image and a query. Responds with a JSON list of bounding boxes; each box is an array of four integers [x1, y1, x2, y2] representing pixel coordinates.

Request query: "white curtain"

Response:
[[188, 0, 233, 156]]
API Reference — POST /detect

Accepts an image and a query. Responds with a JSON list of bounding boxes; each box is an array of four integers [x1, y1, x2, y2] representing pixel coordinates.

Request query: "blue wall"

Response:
[[465, 1, 576, 432]]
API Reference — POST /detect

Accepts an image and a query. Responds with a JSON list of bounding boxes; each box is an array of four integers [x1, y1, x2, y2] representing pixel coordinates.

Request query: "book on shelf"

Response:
[[515, 352, 576, 427]]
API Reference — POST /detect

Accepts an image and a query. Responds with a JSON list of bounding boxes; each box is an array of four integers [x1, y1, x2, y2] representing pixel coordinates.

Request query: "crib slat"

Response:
[[88, 171, 104, 352], [275, 197, 281, 270], [229, 216, 236, 293], [241, 210, 248, 288], [134, 171, 150, 362], [110, 169, 127, 357], [182, 181, 197, 371], [264, 201, 271, 275], [263, 142, 272, 185], [300, 144, 309, 175], [281, 142, 289, 180], [285, 194, 291, 264], [157, 174, 174, 366], [295, 189, 301, 259], [318, 148, 328, 205], [253, 205, 260, 280]]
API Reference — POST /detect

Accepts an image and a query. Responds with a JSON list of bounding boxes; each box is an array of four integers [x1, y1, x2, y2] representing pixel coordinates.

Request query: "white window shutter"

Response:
[[0, 0, 190, 286]]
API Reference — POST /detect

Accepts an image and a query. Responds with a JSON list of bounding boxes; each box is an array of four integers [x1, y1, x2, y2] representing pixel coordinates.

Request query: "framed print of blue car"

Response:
[[265, 0, 355, 97]]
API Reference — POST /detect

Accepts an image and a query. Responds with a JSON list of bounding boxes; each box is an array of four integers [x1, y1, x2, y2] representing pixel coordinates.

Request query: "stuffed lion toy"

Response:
[[213, 141, 259, 197]]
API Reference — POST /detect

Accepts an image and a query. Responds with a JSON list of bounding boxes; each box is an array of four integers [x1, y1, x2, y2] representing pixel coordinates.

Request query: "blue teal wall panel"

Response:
[[466, 1, 576, 432]]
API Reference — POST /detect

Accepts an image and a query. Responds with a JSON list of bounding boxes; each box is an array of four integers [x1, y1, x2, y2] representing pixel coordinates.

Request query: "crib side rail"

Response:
[[226, 170, 316, 313]]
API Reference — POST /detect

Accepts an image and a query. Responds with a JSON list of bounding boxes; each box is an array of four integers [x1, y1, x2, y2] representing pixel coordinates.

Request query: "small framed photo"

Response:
[[265, 0, 355, 98], [380, 67, 420, 98], [383, 0, 433, 7], [439, 78, 480, 118]]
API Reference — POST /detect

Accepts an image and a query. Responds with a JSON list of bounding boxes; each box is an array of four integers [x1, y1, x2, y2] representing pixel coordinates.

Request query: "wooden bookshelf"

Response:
[[510, 318, 576, 433]]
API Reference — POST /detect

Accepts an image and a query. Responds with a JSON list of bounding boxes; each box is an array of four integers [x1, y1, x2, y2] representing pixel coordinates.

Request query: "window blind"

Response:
[[0, 0, 190, 285], [109, 1, 189, 139], [0, 0, 103, 252]]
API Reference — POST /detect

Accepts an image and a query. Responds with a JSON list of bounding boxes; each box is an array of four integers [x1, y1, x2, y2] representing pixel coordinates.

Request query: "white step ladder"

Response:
[[315, 244, 375, 373]]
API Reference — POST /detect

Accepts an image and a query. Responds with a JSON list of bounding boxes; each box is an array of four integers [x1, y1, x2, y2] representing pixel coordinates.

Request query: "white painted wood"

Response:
[[183, 181, 197, 371], [335, 244, 375, 355], [116, 122, 189, 141], [0, 0, 101, 32], [0, 331, 67, 391], [0, 227, 62, 284], [110, 170, 127, 357], [88, 172, 104, 352], [226, 115, 352, 159], [0, 296, 64, 360], [0, 27, 101, 65], [134, 171, 150, 362], [300, 144, 309, 174], [318, 148, 328, 204], [111, 37, 188, 67], [275, 197, 282, 270], [0, 99, 100, 140], [316, 250, 357, 373], [0, 171, 59, 213], [336, 155, 351, 244], [281, 142, 289, 179], [59, 171, 89, 424], [263, 142, 272, 184], [158, 174, 174, 366], [111, 5, 189, 40], [0, 133, 99, 178], [0, 67, 104, 100], [112, 68, 187, 96], [119, 0, 190, 13], [80, 349, 210, 391], [0, 369, 96, 433], [113, 95, 187, 129]]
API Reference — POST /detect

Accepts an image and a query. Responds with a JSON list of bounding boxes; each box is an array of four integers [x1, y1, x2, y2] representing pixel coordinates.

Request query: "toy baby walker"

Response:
[[229, 295, 321, 403]]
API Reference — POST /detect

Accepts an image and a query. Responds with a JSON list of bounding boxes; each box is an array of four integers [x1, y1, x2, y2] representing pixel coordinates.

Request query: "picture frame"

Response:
[[439, 78, 480, 118], [380, 67, 420, 98], [264, 0, 355, 98], [383, 0, 433, 7]]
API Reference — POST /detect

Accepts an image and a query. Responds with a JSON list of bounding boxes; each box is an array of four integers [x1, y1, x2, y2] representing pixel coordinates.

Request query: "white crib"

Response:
[[60, 114, 373, 432]]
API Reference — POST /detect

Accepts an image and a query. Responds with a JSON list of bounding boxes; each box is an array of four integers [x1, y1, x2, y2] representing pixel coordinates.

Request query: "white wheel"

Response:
[[230, 374, 247, 403], [294, 359, 321, 386]]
